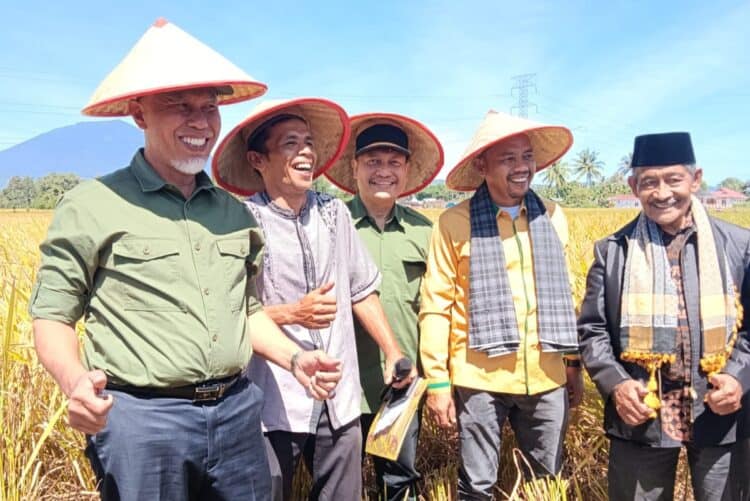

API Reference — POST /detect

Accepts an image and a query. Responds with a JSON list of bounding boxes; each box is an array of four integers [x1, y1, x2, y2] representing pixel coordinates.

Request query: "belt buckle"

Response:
[[193, 383, 224, 403]]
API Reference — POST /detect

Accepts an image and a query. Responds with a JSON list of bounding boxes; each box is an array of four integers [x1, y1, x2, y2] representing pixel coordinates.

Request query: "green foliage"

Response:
[[572, 148, 605, 187], [0, 177, 35, 209], [31, 174, 81, 209], [312, 177, 351, 201], [540, 161, 571, 199], [719, 177, 746, 192], [0, 173, 80, 209]]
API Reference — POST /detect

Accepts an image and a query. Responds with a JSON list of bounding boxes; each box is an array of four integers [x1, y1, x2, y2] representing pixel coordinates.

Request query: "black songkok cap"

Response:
[[631, 132, 696, 168]]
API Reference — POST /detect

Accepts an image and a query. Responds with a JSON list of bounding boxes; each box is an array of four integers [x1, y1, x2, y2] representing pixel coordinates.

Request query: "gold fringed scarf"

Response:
[[620, 195, 739, 417]]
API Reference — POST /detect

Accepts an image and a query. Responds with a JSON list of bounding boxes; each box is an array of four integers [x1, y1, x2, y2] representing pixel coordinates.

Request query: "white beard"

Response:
[[172, 157, 207, 175]]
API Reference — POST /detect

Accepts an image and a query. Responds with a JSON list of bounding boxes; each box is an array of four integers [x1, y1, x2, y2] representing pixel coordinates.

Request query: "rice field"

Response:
[[2, 207, 748, 500]]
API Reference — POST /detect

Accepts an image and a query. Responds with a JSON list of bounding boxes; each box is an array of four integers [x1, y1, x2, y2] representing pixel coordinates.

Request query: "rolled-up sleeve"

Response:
[[245, 226, 266, 316], [419, 213, 457, 392], [29, 195, 98, 324]]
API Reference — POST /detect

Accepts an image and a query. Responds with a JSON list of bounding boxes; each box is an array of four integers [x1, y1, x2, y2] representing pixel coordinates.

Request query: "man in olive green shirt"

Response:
[[326, 114, 443, 500], [29, 20, 340, 501]]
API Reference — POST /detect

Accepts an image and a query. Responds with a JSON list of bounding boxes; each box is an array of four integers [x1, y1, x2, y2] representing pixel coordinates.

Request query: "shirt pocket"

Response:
[[111, 238, 182, 311], [402, 255, 427, 314], [216, 237, 250, 312]]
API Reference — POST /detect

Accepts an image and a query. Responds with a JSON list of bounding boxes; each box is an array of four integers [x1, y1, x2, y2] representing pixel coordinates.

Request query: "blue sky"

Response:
[[2, 0, 749, 185]]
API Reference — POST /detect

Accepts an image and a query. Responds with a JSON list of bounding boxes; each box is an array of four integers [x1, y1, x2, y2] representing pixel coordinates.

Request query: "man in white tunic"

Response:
[[213, 98, 415, 500]]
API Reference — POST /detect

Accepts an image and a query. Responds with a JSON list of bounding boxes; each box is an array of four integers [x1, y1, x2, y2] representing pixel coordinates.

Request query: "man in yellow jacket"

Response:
[[419, 111, 583, 499]]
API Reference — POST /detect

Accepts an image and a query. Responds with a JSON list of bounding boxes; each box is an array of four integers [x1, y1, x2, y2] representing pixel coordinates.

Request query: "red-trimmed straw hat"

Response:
[[325, 113, 444, 197], [212, 97, 350, 196], [82, 18, 267, 116], [446, 110, 573, 191]]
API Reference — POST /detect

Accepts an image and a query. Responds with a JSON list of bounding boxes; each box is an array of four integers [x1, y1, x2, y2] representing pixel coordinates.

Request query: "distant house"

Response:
[[608, 194, 640, 209], [699, 188, 748, 210], [420, 197, 447, 209]]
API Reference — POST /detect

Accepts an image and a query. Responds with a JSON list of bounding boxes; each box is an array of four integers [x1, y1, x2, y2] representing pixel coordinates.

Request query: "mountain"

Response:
[[0, 120, 143, 187]]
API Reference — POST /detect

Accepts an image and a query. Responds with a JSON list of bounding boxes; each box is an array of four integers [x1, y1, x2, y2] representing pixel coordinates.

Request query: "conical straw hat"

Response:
[[212, 97, 350, 196], [82, 18, 267, 116], [446, 111, 573, 191], [325, 113, 444, 197]]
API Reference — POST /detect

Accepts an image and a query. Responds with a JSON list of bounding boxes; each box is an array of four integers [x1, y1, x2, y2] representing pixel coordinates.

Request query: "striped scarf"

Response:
[[468, 182, 578, 357], [620, 195, 740, 412]]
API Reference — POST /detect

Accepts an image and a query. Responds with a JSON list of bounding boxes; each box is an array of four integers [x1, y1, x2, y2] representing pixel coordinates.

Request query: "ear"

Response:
[[246, 151, 266, 173], [128, 100, 147, 130], [351, 157, 360, 178], [627, 174, 638, 195], [690, 168, 703, 193], [473, 156, 486, 177]]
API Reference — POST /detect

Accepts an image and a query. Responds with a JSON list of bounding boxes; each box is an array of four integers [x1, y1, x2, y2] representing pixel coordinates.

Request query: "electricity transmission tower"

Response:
[[511, 73, 537, 118]]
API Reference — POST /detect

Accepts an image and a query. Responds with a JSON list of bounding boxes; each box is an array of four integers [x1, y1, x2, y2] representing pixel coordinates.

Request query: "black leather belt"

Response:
[[106, 373, 241, 403]]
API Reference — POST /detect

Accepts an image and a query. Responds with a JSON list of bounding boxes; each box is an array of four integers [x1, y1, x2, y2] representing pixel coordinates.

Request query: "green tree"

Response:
[[573, 148, 605, 187], [611, 153, 633, 182], [32, 173, 81, 209], [719, 177, 745, 192], [0, 176, 36, 208], [540, 161, 570, 198]]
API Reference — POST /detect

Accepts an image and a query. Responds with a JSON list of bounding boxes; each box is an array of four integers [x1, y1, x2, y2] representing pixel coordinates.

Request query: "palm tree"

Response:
[[616, 153, 632, 177], [573, 148, 605, 186], [540, 161, 570, 196]]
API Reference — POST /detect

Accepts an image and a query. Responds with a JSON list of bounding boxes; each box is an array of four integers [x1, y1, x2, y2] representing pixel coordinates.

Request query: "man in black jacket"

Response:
[[578, 132, 750, 500]]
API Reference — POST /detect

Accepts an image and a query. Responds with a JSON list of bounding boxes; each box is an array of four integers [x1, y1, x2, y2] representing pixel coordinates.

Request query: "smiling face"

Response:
[[352, 147, 409, 207], [130, 88, 219, 175], [247, 117, 317, 208], [629, 164, 702, 234], [474, 133, 535, 206]]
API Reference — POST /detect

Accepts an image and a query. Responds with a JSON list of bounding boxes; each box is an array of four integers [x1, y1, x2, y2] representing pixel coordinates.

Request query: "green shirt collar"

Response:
[[131, 148, 216, 195], [350, 195, 404, 231]]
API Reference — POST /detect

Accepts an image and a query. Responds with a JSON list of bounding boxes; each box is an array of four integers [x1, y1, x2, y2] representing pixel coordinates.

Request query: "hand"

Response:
[[384, 356, 417, 390], [612, 379, 653, 426], [295, 283, 337, 329], [566, 366, 584, 408], [706, 374, 743, 415], [426, 392, 456, 429], [292, 350, 342, 400], [67, 370, 114, 435]]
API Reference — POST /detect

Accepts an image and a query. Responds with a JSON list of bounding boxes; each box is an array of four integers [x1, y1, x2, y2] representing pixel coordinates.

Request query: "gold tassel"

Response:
[[700, 289, 743, 378], [621, 352, 676, 419], [643, 365, 660, 418]]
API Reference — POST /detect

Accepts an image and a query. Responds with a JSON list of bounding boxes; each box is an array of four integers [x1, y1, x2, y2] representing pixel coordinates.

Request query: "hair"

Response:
[[631, 163, 697, 181], [246, 114, 307, 155]]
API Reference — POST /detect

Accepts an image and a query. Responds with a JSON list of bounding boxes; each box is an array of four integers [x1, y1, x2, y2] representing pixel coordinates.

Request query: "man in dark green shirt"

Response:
[[326, 113, 443, 500], [29, 19, 340, 501]]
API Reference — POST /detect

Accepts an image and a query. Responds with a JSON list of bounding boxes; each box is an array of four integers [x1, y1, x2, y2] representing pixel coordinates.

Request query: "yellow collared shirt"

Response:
[[419, 197, 572, 395]]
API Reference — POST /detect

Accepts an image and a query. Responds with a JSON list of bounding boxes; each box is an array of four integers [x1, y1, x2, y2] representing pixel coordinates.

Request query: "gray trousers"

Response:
[[454, 385, 569, 500], [85, 377, 270, 501], [265, 405, 361, 501], [608, 437, 741, 501]]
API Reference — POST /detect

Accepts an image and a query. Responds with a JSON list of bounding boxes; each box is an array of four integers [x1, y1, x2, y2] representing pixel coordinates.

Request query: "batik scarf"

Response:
[[620, 195, 740, 412]]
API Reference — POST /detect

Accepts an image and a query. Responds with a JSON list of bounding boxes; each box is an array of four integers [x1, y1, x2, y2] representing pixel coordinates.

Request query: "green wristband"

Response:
[[427, 381, 451, 390]]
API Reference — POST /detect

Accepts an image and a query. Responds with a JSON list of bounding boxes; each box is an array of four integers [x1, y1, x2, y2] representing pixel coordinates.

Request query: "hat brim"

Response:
[[325, 113, 444, 197], [82, 81, 268, 117], [212, 97, 350, 196], [446, 126, 573, 191]]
